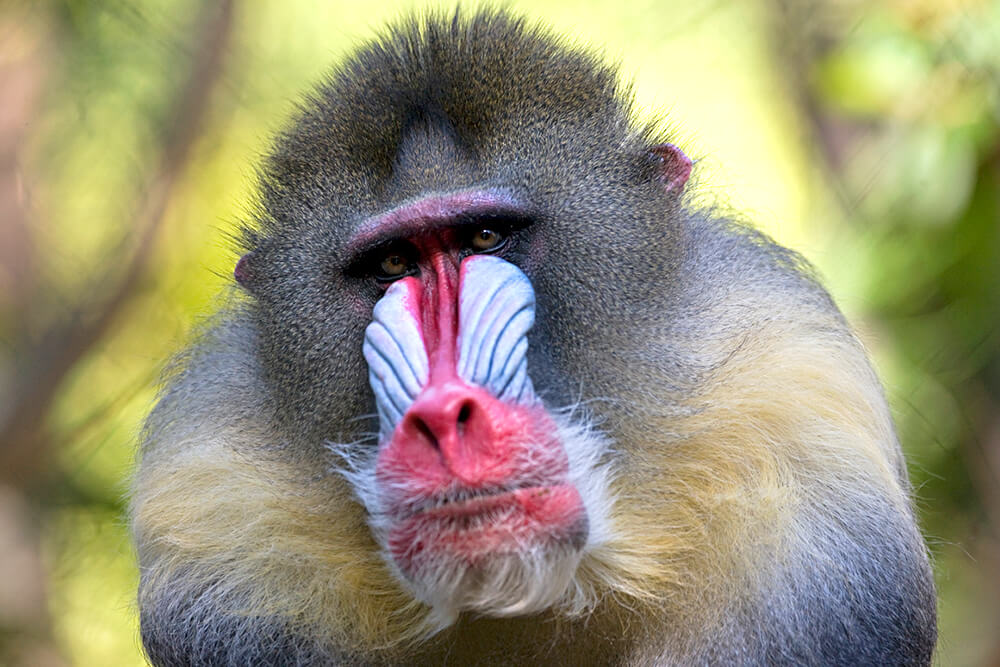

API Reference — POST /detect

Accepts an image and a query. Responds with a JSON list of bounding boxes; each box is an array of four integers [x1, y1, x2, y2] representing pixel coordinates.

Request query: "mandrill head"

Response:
[[132, 8, 936, 666]]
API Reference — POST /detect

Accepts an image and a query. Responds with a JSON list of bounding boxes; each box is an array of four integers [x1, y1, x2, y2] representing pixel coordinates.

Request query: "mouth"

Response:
[[405, 483, 560, 518], [387, 483, 588, 569]]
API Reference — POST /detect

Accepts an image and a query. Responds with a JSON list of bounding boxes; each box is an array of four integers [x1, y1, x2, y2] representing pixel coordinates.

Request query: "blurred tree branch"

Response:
[[0, 1, 235, 663], [0, 0, 234, 484], [764, 1, 1000, 663]]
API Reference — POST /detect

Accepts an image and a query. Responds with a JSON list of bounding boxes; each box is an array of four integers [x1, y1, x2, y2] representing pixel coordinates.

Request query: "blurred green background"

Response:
[[1, 0, 997, 664]]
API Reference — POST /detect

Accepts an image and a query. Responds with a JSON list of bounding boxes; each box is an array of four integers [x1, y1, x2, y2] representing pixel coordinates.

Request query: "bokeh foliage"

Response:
[[1, 1, 997, 665]]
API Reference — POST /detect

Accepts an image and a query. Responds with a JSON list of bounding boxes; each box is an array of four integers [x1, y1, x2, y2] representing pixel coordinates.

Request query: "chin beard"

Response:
[[391, 535, 589, 632]]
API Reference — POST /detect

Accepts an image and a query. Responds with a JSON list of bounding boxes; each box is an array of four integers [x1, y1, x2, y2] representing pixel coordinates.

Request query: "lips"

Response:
[[387, 483, 588, 568], [402, 483, 558, 516]]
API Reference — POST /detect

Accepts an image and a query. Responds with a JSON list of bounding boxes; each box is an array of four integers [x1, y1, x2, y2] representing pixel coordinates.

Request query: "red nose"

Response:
[[398, 380, 514, 485]]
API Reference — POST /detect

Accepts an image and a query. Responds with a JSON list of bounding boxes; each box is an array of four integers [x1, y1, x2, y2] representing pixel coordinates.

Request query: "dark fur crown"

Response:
[[250, 9, 656, 248]]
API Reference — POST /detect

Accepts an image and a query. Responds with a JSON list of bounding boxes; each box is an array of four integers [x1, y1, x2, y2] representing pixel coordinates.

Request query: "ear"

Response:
[[234, 251, 258, 293], [649, 143, 692, 194]]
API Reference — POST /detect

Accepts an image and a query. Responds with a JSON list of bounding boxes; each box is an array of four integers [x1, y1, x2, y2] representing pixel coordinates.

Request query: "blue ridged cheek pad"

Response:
[[363, 255, 539, 440], [363, 279, 429, 439], [455, 255, 537, 405]]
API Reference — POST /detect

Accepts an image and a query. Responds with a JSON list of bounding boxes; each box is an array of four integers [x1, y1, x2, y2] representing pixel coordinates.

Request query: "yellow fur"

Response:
[[592, 309, 906, 631], [133, 429, 427, 649]]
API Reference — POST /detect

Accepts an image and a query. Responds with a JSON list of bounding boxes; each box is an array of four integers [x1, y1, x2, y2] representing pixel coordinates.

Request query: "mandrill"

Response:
[[131, 9, 937, 666]]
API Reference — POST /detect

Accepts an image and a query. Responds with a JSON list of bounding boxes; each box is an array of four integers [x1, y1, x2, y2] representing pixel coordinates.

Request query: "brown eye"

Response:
[[470, 228, 504, 252], [377, 252, 413, 280]]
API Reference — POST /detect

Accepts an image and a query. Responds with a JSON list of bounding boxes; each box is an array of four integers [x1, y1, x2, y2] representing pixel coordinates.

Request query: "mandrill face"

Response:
[[332, 191, 612, 627]]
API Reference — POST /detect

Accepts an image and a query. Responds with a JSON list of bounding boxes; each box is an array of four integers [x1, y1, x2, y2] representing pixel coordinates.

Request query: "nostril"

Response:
[[403, 389, 487, 458], [456, 401, 473, 439], [413, 417, 439, 451], [398, 386, 505, 478]]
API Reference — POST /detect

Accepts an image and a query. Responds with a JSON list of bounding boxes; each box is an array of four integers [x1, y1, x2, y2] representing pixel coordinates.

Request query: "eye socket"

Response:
[[375, 249, 416, 282], [469, 228, 505, 253]]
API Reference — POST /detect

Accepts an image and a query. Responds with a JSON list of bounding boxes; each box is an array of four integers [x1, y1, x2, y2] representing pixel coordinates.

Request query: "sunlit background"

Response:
[[1, 0, 998, 664]]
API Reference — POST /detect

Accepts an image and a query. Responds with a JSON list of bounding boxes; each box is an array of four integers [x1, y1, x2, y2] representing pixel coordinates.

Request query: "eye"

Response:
[[375, 250, 416, 281], [469, 228, 505, 253]]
